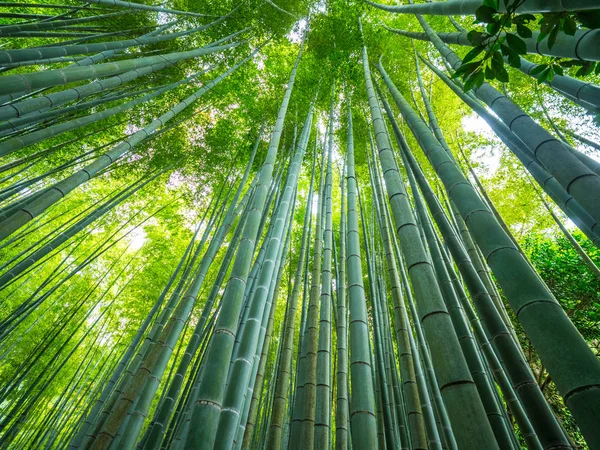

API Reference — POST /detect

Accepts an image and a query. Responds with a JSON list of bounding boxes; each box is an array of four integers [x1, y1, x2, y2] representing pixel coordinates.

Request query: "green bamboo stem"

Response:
[[0, 12, 234, 65], [386, 27, 600, 63], [315, 91, 334, 450], [366, 114, 428, 450], [82, 0, 214, 18], [215, 102, 313, 450], [363, 31, 498, 450], [243, 181, 297, 444], [0, 37, 242, 96], [0, 11, 130, 36], [335, 154, 349, 450], [404, 142, 517, 449], [564, 128, 600, 152], [436, 232, 543, 450], [0, 67, 211, 156], [359, 187, 400, 450], [0, 21, 178, 108], [290, 135, 325, 449], [265, 139, 316, 450], [343, 89, 379, 449]]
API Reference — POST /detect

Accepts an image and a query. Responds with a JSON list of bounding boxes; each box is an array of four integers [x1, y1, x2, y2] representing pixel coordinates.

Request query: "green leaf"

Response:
[[576, 62, 595, 77], [529, 64, 547, 76], [463, 68, 484, 91], [467, 30, 486, 46], [563, 17, 577, 36], [453, 61, 482, 78], [500, 43, 520, 67], [537, 67, 551, 83], [491, 50, 504, 69], [487, 21, 501, 34], [474, 69, 486, 87], [462, 45, 486, 64], [475, 5, 497, 23], [516, 24, 532, 38], [575, 10, 600, 29], [506, 33, 527, 54], [548, 25, 560, 49], [493, 62, 509, 82], [522, 14, 536, 23], [463, 75, 477, 92], [553, 64, 564, 76]]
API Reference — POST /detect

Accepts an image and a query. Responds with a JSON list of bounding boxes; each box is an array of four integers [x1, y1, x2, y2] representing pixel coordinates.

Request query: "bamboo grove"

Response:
[[0, 0, 599, 449]]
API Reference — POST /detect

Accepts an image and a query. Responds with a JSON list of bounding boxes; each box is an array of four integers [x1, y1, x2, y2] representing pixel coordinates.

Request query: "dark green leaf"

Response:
[[487, 21, 501, 34], [575, 10, 600, 29], [467, 30, 488, 46], [506, 33, 527, 54], [462, 45, 486, 63], [516, 24, 532, 38], [548, 25, 560, 49], [529, 64, 547, 76], [452, 61, 482, 78], [474, 69, 486, 87], [553, 64, 564, 76], [563, 17, 577, 35], [475, 5, 497, 23], [538, 67, 551, 83], [494, 64, 509, 82]]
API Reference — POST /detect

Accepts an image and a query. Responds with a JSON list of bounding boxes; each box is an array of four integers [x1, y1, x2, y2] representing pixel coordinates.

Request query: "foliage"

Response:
[[455, 0, 600, 89]]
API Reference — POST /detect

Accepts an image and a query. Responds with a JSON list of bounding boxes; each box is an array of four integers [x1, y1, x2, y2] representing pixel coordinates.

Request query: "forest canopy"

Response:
[[0, 0, 599, 449]]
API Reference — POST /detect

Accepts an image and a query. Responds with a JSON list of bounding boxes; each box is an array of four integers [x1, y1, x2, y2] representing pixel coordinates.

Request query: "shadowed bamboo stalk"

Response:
[[335, 151, 349, 450], [362, 24, 498, 450], [315, 90, 334, 450], [343, 91, 379, 449], [365, 113, 428, 450]]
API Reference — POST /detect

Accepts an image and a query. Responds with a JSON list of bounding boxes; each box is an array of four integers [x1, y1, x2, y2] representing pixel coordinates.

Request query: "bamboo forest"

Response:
[[2, 0, 600, 448]]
